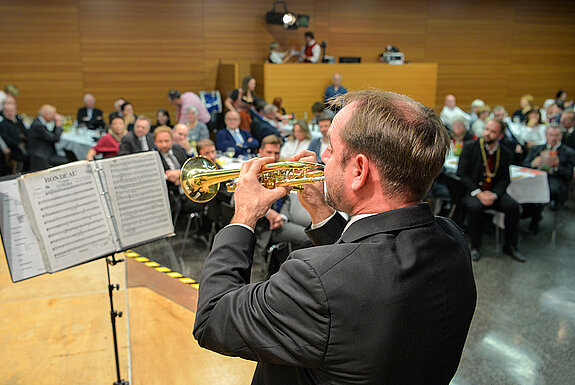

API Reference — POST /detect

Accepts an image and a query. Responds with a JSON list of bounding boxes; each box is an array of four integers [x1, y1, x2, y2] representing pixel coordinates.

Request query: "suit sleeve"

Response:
[[193, 225, 329, 367], [456, 142, 480, 192], [117, 136, 133, 155], [215, 130, 234, 152], [305, 212, 347, 246], [523, 146, 541, 168], [556, 147, 575, 182]]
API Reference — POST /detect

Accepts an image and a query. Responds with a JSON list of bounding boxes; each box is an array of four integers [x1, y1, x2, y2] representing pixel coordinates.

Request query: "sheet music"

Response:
[[98, 152, 173, 249], [18, 162, 116, 271], [0, 179, 46, 281]]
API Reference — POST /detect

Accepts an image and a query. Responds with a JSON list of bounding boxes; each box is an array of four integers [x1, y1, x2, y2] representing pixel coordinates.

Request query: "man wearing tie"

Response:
[[118, 116, 154, 155], [216, 110, 259, 157], [77, 93, 105, 130]]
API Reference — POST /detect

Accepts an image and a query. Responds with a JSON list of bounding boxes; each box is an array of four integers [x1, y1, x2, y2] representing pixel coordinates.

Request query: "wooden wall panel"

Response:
[[1, 0, 574, 118]]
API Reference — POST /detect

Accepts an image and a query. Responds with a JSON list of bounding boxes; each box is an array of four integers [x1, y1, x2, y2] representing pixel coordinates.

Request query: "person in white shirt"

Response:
[[280, 120, 312, 160], [440, 94, 470, 130], [268, 42, 293, 64]]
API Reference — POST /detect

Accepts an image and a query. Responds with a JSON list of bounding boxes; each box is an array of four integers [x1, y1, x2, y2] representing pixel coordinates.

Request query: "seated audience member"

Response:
[[152, 108, 172, 129], [154, 126, 203, 218], [172, 123, 195, 156], [86, 113, 127, 160], [512, 94, 534, 124], [440, 94, 470, 130], [197, 139, 217, 162], [471, 105, 491, 137], [493, 106, 524, 163], [522, 124, 575, 233], [469, 99, 485, 126], [299, 31, 321, 63], [108, 97, 126, 123], [280, 120, 311, 160], [77, 93, 105, 130], [450, 117, 474, 156], [520, 108, 547, 150], [168, 89, 210, 124], [118, 116, 154, 155], [185, 106, 209, 143], [323, 73, 347, 110], [559, 109, 575, 150], [216, 110, 259, 158], [308, 113, 331, 163], [0, 84, 20, 112], [310, 101, 334, 123], [457, 119, 524, 262], [28, 104, 67, 171], [272, 97, 286, 115], [544, 101, 562, 124], [254, 135, 313, 273], [0, 100, 28, 172], [250, 103, 282, 142], [555, 89, 568, 109], [268, 42, 292, 64], [121, 102, 137, 132]]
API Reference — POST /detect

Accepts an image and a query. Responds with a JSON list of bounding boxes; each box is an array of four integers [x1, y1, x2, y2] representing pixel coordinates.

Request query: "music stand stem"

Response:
[[106, 255, 129, 385]]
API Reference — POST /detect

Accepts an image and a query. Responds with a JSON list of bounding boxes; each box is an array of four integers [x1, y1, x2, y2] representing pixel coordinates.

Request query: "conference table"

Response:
[[443, 156, 550, 204]]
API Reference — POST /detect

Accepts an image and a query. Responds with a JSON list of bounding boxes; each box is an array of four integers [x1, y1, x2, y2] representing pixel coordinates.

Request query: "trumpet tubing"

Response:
[[179, 156, 324, 203]]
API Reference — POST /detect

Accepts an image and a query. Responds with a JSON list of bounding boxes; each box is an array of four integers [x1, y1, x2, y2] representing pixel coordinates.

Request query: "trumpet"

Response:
[[179, 156, 325, 203]]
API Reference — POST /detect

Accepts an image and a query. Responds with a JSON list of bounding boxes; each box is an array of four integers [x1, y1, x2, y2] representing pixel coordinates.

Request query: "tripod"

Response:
[[106, 254, 129, 385]]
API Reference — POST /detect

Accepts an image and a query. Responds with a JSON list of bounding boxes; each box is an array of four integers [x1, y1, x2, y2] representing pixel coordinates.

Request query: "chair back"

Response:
[[200, 91, 223, 114]]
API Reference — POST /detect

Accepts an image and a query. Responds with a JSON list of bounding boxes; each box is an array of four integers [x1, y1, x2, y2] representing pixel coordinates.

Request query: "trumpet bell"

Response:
[[180, 156, 222, 203]]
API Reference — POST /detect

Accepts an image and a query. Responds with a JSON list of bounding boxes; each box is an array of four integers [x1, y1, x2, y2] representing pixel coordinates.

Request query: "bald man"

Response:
[[29, 104, 67, 171]]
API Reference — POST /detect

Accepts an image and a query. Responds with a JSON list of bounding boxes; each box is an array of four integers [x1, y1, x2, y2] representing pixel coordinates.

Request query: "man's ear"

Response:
[[351, 154, 369, 191]]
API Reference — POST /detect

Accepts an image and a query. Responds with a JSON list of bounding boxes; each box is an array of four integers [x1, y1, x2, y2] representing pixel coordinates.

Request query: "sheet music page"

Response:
[[98, 152, 174, 249], [18, 162, 117, 272], [0, 179, 46, 282]]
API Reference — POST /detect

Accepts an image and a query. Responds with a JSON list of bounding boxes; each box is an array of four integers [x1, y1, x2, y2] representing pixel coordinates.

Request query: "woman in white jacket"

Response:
[[280, 120, 312, 160]]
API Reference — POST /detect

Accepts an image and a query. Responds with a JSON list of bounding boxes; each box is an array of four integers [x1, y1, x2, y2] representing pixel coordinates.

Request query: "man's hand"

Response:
[[231, 157, 289, 229], [531, 156, 542, 169], [54, 114, 63, 127], [290, 150, 335, 223], [266, 209, 285, 230], [477, 191, 496, 206], [166, 170, 180, 185]]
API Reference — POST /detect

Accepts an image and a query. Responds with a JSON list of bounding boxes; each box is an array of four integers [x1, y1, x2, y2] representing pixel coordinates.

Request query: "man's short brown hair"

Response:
[[153, 125, 172, 139], [333, 90, 450, 202], [260, 134, 282, 149], [197, 139, 215, 154]]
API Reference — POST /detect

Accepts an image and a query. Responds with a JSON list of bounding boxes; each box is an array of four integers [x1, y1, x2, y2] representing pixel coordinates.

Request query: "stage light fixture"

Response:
[[266, 1, 307, 30]]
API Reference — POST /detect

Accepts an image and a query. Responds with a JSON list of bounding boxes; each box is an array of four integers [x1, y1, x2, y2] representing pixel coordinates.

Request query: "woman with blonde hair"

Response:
[[280, 120, 311, 160], [512, 94, 534, 124]]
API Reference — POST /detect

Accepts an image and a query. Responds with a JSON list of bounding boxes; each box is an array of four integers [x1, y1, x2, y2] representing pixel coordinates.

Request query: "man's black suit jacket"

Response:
[[457, 139, 513, 197], [77, 107, 105, 130], [193, 203, 477, 384], [523, 143, 575, 184], [157, 144, 189, 195], [117, 132, 154, 155], [28, 118, 63, 171], [0, 113, 27, 161]]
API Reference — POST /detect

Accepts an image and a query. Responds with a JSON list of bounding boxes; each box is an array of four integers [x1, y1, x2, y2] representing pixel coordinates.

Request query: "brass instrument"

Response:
[[179, 156, 325, 203]]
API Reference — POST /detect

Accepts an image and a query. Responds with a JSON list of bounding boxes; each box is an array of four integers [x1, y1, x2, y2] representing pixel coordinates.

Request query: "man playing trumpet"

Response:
[[193, 90, 477, 384]]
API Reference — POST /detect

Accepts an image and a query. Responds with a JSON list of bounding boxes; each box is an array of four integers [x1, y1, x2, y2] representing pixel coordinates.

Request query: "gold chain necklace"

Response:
[[479, 137, 500, 183]]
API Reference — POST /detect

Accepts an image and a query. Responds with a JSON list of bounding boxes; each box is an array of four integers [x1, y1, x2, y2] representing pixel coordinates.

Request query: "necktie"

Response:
[[139, 136, 149, 151], [165, 152, 180, 170], [232, 129, 244, 145]]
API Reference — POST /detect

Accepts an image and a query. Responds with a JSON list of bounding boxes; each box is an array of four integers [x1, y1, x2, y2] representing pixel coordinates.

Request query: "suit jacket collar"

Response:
[[340, 203, 435, 243]]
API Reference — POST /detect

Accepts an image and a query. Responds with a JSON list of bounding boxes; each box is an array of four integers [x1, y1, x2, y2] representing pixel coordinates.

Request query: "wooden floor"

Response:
[[0, 248, 255, 385]]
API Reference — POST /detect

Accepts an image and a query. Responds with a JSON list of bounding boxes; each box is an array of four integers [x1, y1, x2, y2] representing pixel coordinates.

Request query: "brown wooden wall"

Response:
[[1, 0, 574, 119]]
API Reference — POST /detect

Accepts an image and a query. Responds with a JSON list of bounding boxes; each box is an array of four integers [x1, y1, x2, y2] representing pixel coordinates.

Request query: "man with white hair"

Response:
[[440, 94, 470, 130], [28, 104, 67, 171], [324, 73, 347, 108], [77, 93, 105, 130]]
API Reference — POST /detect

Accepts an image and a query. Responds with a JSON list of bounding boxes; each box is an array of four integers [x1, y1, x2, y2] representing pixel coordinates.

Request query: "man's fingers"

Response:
[[291, 150, 317, 163]]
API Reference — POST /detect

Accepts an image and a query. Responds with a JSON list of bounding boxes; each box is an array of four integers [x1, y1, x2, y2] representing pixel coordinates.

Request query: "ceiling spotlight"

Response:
[[282, 12, 296, 27]]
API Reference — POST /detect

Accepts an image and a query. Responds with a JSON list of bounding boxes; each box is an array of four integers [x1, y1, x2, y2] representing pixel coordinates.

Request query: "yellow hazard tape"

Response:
[[144, 261, 160, 267], [128, 250, 199, 287]]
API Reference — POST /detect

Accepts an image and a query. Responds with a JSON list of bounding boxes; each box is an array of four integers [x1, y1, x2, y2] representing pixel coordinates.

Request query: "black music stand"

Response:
[[106, 254, 129, 385]]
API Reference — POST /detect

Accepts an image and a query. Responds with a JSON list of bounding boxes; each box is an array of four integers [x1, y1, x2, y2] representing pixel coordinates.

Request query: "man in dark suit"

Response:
[[215, 110, 259, 157], [28, 104, 67, 171], [193, 90, 477, 384], [523, 124, 575, 233], [153, 126, 201, 217], [560, 109, 575, 150], [0, 101, 28, 172], [307, 113, 331, 163], [76, 93, 105, 130], [249, 103, 282, 142], [118, 116, 154, 155], [457, 119, 524, 262]]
